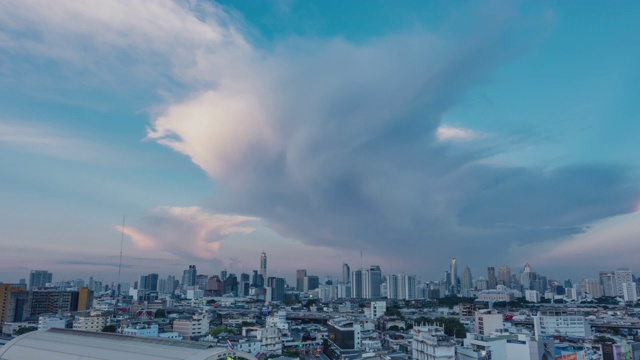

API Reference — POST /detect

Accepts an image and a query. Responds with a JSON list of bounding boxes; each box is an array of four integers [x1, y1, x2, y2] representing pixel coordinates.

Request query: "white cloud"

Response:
[[436, 124, 483, 142], [118, 206, 259, 259]]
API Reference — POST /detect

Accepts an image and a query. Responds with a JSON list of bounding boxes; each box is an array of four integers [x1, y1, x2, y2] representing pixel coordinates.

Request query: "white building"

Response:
[[411, 325, 455, 360], [173, 313, 209, 338], [525, 290, 541, 303], [73, 315, 107, 333], [365, 301, 386, 319], [533, 310, 591, 339], [614, 268, 633, 297], [478, 290, 515, 303], [242, 326, 282, 354], [266, 310, 289, 334], [457, 333, 556, 360], [38, 315, 68, 331], [622, 282, 638, 302], [474, 309, 503, 336]]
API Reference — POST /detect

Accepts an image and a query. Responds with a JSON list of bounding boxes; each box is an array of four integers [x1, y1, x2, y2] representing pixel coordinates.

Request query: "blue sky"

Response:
[[0, 1, 639, 285]]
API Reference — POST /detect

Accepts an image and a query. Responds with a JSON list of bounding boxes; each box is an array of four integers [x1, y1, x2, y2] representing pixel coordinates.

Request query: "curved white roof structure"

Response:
[[0, 328, 259, 360]]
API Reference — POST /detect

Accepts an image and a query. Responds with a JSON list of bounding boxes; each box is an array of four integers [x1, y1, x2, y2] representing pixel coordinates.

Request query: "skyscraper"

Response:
[[599, 271, 616, 297], [260, 252, 267, 282], [450, 258, 458, 295], [404, 274, 417, 300], [29, 270, 53, 290], [460, 266, 473, 296], [487, 267, 497, 290], [498, 266, 511, 288], [342, 263, 350, 284], [388, 274, 398, 299], [614, 268, 633, 297], [296, 269, 307, 291], [364, 265, 382, 299], [351, 269, 363, 298]]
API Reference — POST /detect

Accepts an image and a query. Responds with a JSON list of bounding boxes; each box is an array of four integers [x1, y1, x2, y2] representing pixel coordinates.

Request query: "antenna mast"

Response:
[[117, 216, 125, 296]]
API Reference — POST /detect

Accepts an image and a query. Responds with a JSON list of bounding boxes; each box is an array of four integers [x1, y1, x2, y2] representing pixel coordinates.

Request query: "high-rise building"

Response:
[[388, 275, 398, 299], [296, 269, 307, 291], [342, 263, 350, 284], [363, 265, 382, 299], [29, 288, 93, 317], [460, 266, 473, 296], [260, 252, 267, 282], [404, 274, 417, 300], [599, 271, 616, 297], [166, 275, 176, 293], [580, 278, 603, 298], [397, 274, 407, 299], [351, 269, 363, 298], [498, 266, 511, 288], [220, 270, 228, 282], [487, 267, 497, 290], [0, 284, 28, 325], [29, 270, 53, 290], [614, 268, 633, 297], [303, 276, 319, 292], [138, 273, 159, 291], [182, 265, 196, 287], [450, 258, 458, 295]]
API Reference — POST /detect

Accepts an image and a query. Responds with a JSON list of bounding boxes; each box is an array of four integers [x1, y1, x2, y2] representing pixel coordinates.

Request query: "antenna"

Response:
[[117, 216, 125, 296]]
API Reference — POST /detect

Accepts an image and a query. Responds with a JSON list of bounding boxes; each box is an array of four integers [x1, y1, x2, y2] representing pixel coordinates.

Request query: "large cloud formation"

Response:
[[3, 1, 638, 271]]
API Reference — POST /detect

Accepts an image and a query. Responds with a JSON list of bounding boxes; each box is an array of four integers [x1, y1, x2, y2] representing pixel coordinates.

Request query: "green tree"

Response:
[[385, 306, 403, 318], [101, 325, 118, 333], [209, 325, 236, 337], [15, 326, 37, 336], [155, 309, 167, 318], [433, 317, 466, 338]]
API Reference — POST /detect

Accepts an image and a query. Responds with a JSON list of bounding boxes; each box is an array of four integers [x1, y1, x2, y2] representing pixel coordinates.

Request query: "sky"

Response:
[[0, 1, 639, 285]]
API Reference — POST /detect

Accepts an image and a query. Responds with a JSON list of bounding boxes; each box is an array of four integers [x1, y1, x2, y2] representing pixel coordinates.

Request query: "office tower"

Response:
[[364, 265, 382, 299], [460, 266, 473, 296], [166, 275, 176, 293], [260, 252, 267, 282], [182, 265, 197, 287], [343, 263, 351, 284], [196, 274, 208, 290], [267, 277, 286, 302], [158, 278, 167, 293], [450, 258, 458, 295], [564, 280, 573, 289], [475, 277, 488, 291], [351, 269, 363, 298], [521, 263, 535, 290], [29, 288, 93, 316], [614, 268, 633, 297], [487, 267, 497, 290], [405, 274, 417, 300], [498, 266, 511, 287], [388, 275, 398, 299], [220, 270, 228, 282], [599, 271, 616, 297], [138, 275, 147, 290], [252, 270, 264, 288], [223, 274, 238, 295], [29, 270, 53, 290], [304, 276, 320, 292], [296, 269, 307, 291]]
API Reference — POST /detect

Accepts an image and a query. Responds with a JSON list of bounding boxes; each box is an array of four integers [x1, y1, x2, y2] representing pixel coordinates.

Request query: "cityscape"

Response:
[[1, 1, 640, 360]]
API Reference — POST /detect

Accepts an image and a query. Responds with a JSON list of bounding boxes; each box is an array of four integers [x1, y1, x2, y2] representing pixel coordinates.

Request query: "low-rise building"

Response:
[[242, 326, 282, 354], [411, 325, 455, 360], [172, 312, 209, 339], [73, 314, 107, 332], [533, 310, 591, 339]]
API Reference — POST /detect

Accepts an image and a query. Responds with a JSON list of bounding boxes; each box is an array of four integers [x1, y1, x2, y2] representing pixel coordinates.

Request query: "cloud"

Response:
[[140, 3, 639, 271], [436, 125, 483, 142], [118, 206, 259, 260], [3, 1, 638, 274]]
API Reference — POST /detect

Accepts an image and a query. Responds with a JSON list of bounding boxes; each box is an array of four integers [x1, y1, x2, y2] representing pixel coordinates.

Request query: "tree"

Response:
[[101, 325, 118, 333], [385, 306, 403, 318], [15, 327, 37, 336], [388, 325, 401, 331], [209, 325, 236, 337], [155, 309, 166, 318], [433, 317, 466, 338]]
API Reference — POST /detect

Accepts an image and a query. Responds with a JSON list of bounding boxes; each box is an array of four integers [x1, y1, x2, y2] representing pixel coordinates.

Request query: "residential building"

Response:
[[411, 325, 455, 360], [342, 263, 350, 284], [487, 267, 497, 290], [474, 309, 503, 336], [29, 287, 92, 317], [243, 326, 282, 354], [525, 290, 541, 303], [363, 265, 382, 299], [622, 282, 638, 302], [38, 315, 69, 331], [172, 313, 209, 339], [351, 269, 363, 298], [73, 314, 106, 332], [0, 283, 28, 325], [498, 266, 511, 288], [533, 310, 591, 339], [614, 268, 633, 297], [366, 301, 386, 319]]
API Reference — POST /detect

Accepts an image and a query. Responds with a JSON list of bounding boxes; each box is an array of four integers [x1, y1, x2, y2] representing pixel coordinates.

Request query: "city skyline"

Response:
[[1, 1, 640, 282]]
